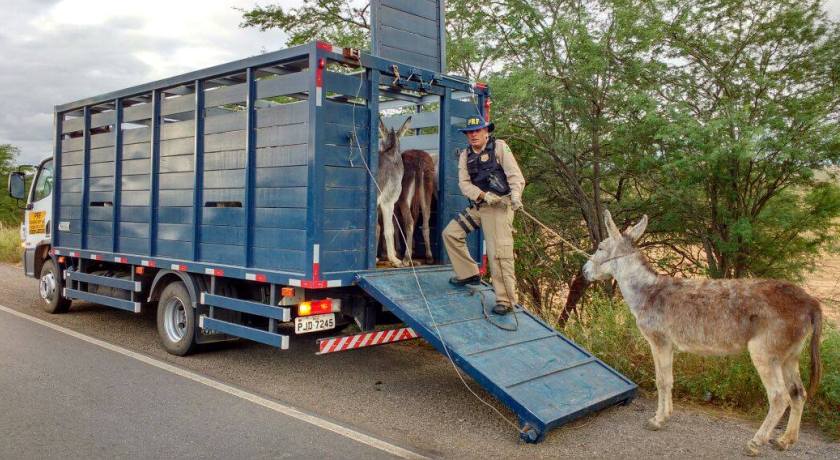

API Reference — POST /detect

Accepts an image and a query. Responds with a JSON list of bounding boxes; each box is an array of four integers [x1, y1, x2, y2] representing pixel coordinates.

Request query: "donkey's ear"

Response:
[[625, 214, 648, 242], [397, 116, 412, 138], [378, 119, 388, 138], [604, 209, 622, 240]]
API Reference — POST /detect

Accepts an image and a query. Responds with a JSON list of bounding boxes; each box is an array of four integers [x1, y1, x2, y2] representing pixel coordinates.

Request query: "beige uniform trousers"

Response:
[[442, 197, 518, 307]]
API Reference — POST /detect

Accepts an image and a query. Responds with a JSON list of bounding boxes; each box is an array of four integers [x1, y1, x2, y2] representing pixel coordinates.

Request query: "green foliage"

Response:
[[0, 144, 23, 226], [238, 0, 369, 49], [0, 224, 21, 264], [565, 294, 840, 438]]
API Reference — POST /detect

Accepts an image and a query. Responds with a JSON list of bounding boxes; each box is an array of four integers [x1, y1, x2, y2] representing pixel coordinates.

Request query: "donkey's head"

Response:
[[583, 210, 648, 281], [378, 117, 412, 160]]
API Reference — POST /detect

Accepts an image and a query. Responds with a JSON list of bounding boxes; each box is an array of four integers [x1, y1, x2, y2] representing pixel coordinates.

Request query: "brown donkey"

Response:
[[397, 149, 436, 265], [583, 210, 822, 456]]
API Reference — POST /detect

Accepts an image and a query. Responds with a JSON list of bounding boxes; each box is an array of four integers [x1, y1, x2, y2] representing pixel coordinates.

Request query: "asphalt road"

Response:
[[0, 263, 836, 459], [0, 308, 402, 460]]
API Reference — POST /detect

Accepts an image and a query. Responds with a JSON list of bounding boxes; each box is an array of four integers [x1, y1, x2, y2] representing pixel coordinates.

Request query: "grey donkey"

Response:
[[376, 117, 412, 267], [583, 210, 822, 456]]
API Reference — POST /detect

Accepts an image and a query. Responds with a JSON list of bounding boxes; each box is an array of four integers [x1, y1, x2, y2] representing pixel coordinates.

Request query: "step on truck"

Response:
[[7, 0, 636, 443]]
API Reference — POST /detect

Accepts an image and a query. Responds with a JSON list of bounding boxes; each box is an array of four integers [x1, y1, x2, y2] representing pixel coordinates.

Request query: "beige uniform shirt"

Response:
[[457, 139, 525, 203]]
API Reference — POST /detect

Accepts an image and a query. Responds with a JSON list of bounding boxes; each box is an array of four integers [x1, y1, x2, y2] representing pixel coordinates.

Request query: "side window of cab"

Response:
[[32, 160, 53, 202]]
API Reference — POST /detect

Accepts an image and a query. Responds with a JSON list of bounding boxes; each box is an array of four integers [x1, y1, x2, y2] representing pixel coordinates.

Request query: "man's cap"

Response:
[[459, 115, 495, 133]]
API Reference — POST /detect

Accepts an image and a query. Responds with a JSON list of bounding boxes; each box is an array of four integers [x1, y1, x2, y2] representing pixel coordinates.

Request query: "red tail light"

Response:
[[297, 299, 335, 317]]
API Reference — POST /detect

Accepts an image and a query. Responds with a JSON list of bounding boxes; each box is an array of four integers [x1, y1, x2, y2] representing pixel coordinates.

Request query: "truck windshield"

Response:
[[32, 160, 53, 202]]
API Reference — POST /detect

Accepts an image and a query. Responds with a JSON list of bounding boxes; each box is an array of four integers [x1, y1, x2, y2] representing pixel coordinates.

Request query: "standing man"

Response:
[[442, 114, 525, 315]]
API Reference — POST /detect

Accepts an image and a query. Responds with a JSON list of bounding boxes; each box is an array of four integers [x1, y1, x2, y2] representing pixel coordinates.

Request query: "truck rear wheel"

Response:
[[39, 259, 71, 314], [156, 281, 196, 356]]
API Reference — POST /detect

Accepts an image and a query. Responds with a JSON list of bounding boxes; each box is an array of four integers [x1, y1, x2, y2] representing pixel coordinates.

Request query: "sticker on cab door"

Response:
[[58, 221, 70, 232], [28, 211, 46, 234]]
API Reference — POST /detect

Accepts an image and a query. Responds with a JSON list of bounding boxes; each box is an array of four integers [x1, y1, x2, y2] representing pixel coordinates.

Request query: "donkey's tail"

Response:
[[808, 305, 823, 398]]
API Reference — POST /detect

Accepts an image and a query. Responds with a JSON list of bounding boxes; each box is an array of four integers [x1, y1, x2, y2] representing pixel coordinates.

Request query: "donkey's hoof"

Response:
[[769, 438, 790, 451], [643, 418, 662, 431], [390, 260, 403, 268], [744, 440, 761, 457]]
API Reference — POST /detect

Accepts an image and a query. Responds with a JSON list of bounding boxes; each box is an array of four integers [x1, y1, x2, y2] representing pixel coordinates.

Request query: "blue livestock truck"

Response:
[[7, 1, 636, 443]]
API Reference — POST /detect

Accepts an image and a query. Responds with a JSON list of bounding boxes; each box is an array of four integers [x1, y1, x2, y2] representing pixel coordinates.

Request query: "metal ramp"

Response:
[[355, 266, 637, 443]]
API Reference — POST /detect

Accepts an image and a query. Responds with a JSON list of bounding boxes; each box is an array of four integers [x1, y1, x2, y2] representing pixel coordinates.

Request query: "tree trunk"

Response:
[[558, 268, 590, 326]]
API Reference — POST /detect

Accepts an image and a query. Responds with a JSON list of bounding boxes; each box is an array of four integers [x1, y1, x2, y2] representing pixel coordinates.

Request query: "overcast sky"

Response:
[[1, 0, 839, 165]]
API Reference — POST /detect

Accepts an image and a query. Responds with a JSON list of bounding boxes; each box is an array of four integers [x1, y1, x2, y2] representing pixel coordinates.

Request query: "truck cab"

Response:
[[9, 156, 56, 289]]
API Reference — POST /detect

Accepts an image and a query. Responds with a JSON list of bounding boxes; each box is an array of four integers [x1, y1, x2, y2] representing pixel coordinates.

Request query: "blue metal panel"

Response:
[[244, 67, 256, 268], [200, 316, 288, 349], [306, 44, 321, 280], [81, 106, 91, 249], [365, 68, 380, 269], [193, 79, 205, 261], [149, 89, 161, 256], [112, 98, 123, 252], [65, 288, 140, 313], [355, 267, 637, 441], [201, 292, 290, 321]]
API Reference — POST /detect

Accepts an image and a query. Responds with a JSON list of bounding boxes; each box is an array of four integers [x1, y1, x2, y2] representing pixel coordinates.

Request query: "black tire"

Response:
[[39, 259, 71, 314], [156, 281, 196, 356]]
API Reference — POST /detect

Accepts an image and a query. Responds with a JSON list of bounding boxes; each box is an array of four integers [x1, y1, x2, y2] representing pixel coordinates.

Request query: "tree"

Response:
[[0, 144, 22, 225], [649, 0, 840, 279], [482, 0, 668, 320]]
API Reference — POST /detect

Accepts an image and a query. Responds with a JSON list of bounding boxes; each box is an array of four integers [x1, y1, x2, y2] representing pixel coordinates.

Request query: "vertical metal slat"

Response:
[[366, 69, 381, 268], [244, 68, 256, 267], [112, 98, 123, 253], [52, 112, 63, 248], [193, 80, 205, 261], [436, 88, 451, 263], [81, 106, 91, 249], [148, 90, 161, 256]]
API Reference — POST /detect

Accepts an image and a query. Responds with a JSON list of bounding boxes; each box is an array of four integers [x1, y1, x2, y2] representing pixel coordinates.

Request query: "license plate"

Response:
[[295, 313, 335, 334]]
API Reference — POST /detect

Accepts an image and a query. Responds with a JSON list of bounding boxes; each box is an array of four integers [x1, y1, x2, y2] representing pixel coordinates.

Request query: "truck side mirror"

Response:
[[8, 172, 25, 200]]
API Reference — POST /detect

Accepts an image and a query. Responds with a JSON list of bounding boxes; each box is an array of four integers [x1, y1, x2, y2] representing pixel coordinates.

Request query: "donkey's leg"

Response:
[[398, 198, 415, 265], [771, 351, 807, 451], [419, 180, 433, 263], [745, 340, 790, 456], [644, 338, 674, 431], [375, 209, 382, 262], [381, 202, 402, 267]]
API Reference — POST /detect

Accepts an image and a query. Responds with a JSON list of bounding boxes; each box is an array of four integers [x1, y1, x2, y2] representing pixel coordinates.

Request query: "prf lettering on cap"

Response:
[[467, 117, 482, 126]]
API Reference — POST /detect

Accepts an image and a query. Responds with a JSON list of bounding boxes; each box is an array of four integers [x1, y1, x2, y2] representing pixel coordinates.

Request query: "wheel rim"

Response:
[[163, 296, 188, 343], [39, 271, 56, 303]]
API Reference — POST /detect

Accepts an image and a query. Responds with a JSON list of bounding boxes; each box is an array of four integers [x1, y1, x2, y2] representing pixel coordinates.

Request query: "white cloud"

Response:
[[0, 0, 297, 164]]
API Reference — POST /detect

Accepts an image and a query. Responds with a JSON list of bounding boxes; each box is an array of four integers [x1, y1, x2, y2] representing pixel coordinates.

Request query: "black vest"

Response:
[[466, 137, 511, 196]]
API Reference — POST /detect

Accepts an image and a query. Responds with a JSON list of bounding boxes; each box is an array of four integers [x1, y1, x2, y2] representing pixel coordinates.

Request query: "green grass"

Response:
[[561, 294, 840, 439], [0, 224, 21, 264]]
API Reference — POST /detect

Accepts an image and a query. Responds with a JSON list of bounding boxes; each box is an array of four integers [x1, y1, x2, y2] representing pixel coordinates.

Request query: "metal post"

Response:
[[436, 89, 451, 262], [112, 98, 123, 253], [52, 112, 63, 248], [366, 69, 380, 268], [244, 68, 256, 267], [149, 90, 161, 256], [192, 80, 205, 261], [81, 106, 91, 249]]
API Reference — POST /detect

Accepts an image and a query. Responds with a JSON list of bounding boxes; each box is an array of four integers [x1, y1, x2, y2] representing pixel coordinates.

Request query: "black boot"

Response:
[[449, 274, 481, 286], [492, 303, 513, 315]]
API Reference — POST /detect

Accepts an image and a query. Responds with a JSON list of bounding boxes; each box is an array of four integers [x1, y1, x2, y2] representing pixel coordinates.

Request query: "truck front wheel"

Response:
[[39, 259, 71, 314], [156, 281, 196, 356]]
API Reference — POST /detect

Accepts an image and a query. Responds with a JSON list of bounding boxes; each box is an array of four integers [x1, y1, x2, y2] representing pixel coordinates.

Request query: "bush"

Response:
[[562, 293, 840, 439], [0, 224, 21, 264]]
